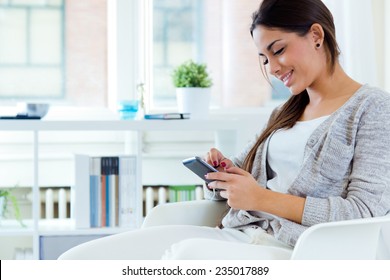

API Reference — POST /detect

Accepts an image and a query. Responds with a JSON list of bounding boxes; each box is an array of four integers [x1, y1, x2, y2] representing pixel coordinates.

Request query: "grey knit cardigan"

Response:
[[205, 85, 390, 247]]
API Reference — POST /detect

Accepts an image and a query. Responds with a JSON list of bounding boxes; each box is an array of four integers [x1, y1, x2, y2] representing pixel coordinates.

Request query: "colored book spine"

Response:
[[108, 157, 119, 227], [100, 157, 107, 227], [89, 157, 101, 227]]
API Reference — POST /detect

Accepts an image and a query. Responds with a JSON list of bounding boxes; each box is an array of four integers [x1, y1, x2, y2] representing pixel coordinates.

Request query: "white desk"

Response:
[[0, 118, 249, 259]]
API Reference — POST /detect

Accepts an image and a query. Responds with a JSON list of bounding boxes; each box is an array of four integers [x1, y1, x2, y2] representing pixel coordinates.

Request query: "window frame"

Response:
[[106, 0, 143, 111]]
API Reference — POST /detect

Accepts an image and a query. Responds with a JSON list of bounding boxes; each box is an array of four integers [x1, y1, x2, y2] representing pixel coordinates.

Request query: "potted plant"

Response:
[[0, 188, 24, 226], [172, 60, 213, 119]]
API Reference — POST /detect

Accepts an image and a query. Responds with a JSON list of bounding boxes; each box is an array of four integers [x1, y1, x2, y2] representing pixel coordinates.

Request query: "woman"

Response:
[[205, 0, 390, 247], [60, 0, 390, 260]]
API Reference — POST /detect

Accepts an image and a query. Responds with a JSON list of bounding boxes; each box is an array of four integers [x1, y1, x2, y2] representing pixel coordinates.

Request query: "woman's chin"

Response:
[[289, 85, 306, 95]]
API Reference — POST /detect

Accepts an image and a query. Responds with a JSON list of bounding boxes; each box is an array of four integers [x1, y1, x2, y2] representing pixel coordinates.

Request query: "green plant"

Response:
[[172, 60, 213, 88], [0, 188, 24, 226]]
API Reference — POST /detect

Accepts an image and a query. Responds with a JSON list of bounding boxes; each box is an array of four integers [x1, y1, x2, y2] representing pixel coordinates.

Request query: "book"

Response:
[[74, 154, 138, 229], [168, 185, 197, 202], [0, 115, 41, 119], [73, 154, 91, 228], [144, 113, 190, 120], [119, 156, 137, 228], [89, 157, 101, 227], [107, 157, 119, 227], [100, 157, 108, 227]]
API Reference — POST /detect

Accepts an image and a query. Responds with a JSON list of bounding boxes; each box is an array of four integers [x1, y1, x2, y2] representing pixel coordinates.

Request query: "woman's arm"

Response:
[[206, 167, 306, 223]]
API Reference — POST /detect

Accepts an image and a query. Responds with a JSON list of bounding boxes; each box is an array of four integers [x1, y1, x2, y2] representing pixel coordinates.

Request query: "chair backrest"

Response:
[[291, 215, 390, 260], [377, 221, 390, 259]]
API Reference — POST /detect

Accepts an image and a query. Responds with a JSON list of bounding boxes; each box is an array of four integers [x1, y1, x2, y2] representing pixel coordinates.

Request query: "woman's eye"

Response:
[[274, 48, 284, 56], [262, 57, 269, 65]]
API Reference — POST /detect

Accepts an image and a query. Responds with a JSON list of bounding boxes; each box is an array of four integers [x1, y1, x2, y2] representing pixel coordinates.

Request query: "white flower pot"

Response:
[[176, 87, 211, 120]]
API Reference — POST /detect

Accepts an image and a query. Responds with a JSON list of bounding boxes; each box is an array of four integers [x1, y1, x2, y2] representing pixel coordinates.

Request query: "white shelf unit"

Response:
[[0, 118, 245, 259]]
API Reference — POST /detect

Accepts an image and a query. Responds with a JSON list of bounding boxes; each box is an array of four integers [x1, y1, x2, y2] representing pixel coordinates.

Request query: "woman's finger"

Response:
[[225, 166, 248, 176], [205, 171, 233, 182], [219, 190, 228, 199], [207, 180, 227, 190]]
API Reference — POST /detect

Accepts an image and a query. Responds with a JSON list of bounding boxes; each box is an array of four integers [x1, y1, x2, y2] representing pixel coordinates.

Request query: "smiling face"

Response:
[[252, 25, 327, 95]]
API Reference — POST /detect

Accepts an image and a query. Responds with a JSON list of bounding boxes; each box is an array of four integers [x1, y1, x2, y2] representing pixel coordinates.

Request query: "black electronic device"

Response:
[[182, 156, 219, 184]]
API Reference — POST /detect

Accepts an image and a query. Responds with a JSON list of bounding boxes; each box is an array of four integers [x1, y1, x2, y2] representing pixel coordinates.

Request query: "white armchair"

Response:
[[58, 200, 390, 260]]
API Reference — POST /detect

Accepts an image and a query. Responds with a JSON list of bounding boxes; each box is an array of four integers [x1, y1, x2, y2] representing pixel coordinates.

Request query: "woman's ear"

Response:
[[310, 23, 325, 48]]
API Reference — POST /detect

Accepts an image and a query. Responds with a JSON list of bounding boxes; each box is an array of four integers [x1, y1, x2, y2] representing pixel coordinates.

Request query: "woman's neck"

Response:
[[306, 62, 361, 106], [300, 63, 362, 121]]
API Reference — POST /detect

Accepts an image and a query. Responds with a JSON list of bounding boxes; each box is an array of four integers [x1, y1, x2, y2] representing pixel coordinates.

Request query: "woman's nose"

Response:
[[268, 58, 281, 76]]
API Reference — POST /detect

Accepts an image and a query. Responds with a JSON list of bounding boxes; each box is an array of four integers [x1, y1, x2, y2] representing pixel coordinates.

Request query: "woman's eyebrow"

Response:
[[266, 39, 282, 51], [258, 39, 282, 56]]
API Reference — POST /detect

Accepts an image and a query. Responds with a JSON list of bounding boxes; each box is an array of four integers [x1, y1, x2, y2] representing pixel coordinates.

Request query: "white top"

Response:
[[266, 116, 329, 193]]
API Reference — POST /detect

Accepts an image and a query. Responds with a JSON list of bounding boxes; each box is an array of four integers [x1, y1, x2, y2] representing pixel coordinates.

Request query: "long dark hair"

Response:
[[242, 0, 340, 172]]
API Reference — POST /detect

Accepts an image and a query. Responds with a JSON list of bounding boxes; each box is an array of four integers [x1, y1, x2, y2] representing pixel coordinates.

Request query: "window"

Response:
[[0, 0, 107, 107], [151, 0, 203, 108], [0, 0, 65, 100], [145, 0, 273, 112], [2, 0, 291, 110]]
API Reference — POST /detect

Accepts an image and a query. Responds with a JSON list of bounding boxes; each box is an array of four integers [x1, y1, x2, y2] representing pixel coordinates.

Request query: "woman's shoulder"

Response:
[[331, 84, 390, 126], [354, 84, 390, 104], [342, 84, 390, 116]]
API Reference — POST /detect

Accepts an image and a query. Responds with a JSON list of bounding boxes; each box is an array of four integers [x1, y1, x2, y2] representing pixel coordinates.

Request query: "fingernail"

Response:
[[204, 174, 208, 178], [221, 162, 226, 167], [213, 161, 218, 166]]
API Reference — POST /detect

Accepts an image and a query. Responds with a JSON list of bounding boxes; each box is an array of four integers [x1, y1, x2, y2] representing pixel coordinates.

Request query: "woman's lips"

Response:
[[280, 71, 293, 87]]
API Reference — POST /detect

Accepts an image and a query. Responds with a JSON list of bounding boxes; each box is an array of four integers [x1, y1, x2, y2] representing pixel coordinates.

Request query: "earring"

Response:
[[316, 43, 321, 48]]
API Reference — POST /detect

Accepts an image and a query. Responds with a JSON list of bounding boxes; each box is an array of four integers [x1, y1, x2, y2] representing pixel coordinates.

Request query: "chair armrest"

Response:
[[142, 200, 228, 228], [58, 200, 227, 259], [291, 215, 390, 260]]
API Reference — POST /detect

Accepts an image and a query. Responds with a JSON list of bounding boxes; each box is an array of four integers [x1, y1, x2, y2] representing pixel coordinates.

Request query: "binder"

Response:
[[144, 113, 190, 120]]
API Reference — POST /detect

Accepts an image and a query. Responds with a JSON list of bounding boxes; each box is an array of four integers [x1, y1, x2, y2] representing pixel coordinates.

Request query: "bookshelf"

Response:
[[0, 118, 249, 259]]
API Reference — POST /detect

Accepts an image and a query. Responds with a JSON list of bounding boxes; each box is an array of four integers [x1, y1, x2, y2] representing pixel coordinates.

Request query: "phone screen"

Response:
[[182, 156, 218, 183]]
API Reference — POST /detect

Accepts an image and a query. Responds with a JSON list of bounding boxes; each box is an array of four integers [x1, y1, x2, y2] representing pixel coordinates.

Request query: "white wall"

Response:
[[372, 0, 385, 90], [324, 0, 389, 91]]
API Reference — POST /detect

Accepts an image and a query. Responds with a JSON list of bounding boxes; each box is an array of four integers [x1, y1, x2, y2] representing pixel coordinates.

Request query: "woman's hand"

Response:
[[207, 166, 306, 224], [206, 166, 263, 211], [204, 148, 304, 221], [205, 148, 234, 172]]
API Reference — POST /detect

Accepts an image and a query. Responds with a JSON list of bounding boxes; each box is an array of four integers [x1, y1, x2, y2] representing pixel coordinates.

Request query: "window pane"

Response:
[[152, 0, 203, 108], [5, 0, 63, 7], [30, 9, 62, 64], [0, 67, 62, 97], [8, 0, 47, 5], [0, 9, 27, 64], [47, 0, 63, 6], [0, 0, 107, 105], [0, 2, 64, 100], [148, 1, 281, 110]]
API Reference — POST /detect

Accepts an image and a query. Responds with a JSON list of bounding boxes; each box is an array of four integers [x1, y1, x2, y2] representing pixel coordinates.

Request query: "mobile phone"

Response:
[[182, 156, 219, 184]]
